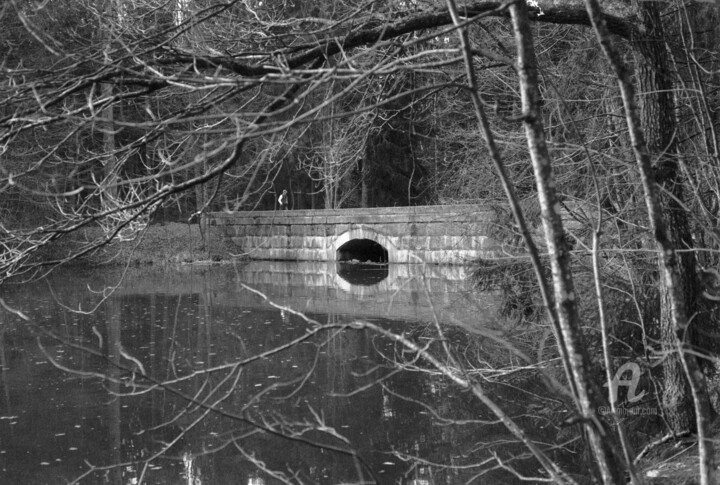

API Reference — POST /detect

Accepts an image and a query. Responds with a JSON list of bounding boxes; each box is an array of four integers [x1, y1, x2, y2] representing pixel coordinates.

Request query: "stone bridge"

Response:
[[208, 204, 501, 265]]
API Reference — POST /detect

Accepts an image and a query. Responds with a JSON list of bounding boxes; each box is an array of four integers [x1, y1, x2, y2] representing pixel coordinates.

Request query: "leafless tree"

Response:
[[3, 0, 720, 483]]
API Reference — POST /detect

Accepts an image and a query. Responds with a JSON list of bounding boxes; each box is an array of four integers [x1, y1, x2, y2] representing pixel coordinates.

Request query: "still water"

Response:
[[0, 261, 563, 484]]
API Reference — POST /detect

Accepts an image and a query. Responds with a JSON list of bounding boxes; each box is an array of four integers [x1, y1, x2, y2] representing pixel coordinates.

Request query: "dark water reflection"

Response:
[[0, 262, 568, 484], [335, 262, 388, 286]]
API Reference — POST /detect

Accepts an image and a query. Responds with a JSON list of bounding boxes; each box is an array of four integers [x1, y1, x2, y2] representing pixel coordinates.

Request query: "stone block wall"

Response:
[[207, 205, 501, 264]]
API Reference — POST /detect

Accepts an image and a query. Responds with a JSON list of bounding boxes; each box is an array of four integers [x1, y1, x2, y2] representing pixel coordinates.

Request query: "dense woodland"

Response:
[[3, 0, 720, 483]]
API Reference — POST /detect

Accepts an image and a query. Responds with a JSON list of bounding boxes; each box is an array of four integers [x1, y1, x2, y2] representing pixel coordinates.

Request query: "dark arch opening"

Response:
[[336, 238, 388, 263], [335, 238, 389, 285]]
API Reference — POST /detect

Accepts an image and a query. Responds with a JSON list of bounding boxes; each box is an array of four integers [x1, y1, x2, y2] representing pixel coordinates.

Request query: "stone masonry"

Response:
[[207, 204, 500, 264]]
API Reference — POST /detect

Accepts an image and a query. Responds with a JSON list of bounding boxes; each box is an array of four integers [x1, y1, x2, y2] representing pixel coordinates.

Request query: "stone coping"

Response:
[[209, 204, 498, 225]]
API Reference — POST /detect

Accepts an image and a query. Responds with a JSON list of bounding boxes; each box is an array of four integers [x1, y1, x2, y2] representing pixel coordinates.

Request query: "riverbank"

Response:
[[52, 221, 233, 266]]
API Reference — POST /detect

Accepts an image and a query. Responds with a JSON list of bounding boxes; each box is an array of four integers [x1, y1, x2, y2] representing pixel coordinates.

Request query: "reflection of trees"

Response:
[[106, 296, 122, 485], [0, 265, 592, 483]]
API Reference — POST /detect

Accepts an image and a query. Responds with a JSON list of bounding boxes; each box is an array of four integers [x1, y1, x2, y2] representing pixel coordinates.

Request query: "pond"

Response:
[[0, 261, 572, 484]]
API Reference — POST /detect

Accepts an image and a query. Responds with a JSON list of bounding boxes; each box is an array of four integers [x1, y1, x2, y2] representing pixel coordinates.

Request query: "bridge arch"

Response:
[[209, 204, 500, 264], [331, 227, 397, 263]]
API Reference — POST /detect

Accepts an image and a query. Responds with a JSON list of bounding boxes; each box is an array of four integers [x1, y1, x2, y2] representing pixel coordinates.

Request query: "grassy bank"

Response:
[[47, 221, 233, 267]]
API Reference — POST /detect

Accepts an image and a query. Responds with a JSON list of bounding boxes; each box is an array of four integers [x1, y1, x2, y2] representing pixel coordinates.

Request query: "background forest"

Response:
[[3, 0, 720, 483]]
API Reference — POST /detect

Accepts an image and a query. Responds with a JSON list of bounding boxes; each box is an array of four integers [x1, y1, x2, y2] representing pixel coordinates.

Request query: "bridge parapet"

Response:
[[208, 204, 501, 264]]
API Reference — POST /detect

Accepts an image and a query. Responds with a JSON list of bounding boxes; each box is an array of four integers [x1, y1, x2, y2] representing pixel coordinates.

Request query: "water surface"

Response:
[[0, 261, 559, 484]]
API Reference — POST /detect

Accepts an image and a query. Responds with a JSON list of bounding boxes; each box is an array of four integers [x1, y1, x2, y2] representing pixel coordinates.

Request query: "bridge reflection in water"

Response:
[[114, 260, 503, 330], [221, 261, 501, 331]]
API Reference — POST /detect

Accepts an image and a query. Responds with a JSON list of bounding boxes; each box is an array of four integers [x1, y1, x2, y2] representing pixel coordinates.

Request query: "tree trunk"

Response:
[[102, 81, 117, 202], [360, 160, 369, 208], [101, 0, 118, 203], [583, 0, 715, 480], [632, 1, 700, 434], [508, 2, 624, 482]]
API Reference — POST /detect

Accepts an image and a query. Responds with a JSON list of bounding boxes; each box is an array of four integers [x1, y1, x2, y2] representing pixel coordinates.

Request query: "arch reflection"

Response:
[[336, 261, 389, 286]]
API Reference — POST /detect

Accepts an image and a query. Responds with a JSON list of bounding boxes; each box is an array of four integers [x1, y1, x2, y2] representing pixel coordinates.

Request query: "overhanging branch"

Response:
[[156, 0, 635, 77]]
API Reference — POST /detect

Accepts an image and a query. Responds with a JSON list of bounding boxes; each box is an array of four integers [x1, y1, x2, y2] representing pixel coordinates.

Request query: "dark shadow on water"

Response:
[[336, 261, 389, 286]]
